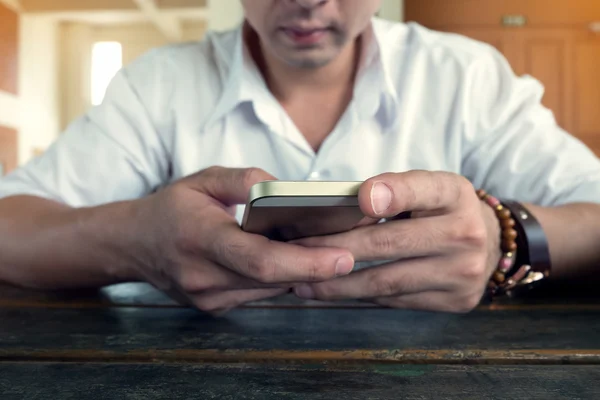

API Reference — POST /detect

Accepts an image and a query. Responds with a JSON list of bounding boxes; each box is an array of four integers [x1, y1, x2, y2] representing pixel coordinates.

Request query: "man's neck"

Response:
[[247, 29, 362, 102]]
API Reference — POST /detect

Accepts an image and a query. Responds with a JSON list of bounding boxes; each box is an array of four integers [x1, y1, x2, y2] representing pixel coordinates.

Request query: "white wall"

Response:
[[19, 15, 61, 164], [60, 21, 206, 127], [379, 0, 404, 22], [60, 22, 93, 132], [207, 0, 243, 31], [0, 91, 19, 130]]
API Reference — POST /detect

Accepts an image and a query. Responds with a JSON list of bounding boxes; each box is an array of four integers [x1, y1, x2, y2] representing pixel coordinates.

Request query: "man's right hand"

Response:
[[126, 167, 355, 314]]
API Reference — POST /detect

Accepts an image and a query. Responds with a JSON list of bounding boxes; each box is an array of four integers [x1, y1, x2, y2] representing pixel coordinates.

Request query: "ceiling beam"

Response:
[[0, 0, 22, 12], [131, 0, 182, 42], [157, 0, 206, 8], [19, 0, 206, 12]]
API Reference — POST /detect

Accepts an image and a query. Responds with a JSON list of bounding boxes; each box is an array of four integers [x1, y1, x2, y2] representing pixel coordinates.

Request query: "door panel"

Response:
[[517, 30, 572, 132], [0, 126, 17, 175], [404, 0, 600, 156], [0, 3, 19, 95], [573, 34, 600, 154], [404, 0, 600, 27]]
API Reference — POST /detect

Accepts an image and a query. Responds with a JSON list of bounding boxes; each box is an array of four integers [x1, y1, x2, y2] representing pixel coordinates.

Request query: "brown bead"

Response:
[[476, 189, 487, 199], [502, 240, 518, 252], [502, 229, 518, 240], [487, 281, 497, 290], [493, 271, 506, 284], [496, 209, 512, 220], [501, 218, 515, 229]]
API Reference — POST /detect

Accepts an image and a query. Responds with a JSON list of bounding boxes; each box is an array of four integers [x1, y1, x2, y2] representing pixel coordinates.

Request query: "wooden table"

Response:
[[1, 281, 599, 399]]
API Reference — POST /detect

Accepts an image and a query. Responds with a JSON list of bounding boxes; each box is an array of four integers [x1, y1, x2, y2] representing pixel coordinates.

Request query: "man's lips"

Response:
[[280, 27, 331, 45]]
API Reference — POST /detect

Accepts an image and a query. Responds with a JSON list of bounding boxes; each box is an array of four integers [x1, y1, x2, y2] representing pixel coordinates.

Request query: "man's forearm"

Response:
[[527, 202, 600, 280], [0, 196, 139, 289]]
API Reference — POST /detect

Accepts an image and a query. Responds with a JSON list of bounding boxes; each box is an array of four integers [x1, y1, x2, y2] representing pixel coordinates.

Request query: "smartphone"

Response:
[[241, 181, 366, 241]]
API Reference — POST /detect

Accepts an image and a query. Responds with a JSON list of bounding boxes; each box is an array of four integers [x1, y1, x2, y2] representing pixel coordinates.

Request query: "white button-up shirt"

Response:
[[1, 18, 599, 221]]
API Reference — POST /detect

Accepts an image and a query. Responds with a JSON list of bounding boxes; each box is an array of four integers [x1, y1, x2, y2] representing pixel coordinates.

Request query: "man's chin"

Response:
[[282, 53, 336, 69]]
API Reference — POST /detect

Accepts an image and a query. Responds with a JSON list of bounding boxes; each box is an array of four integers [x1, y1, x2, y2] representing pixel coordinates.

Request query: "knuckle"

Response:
[[452, 292, 482, 313], [368, 231, 397, 257], [246, 253, 276, 283], [430, 172, 446, 209], [449, 217, 488, 248], [457, 175, 475, 195], [460, 255, 488, 281], [467, 222, 489, 248], [241, 167, 265, 190], [216, 236, 247, 260], [368, 273, 398, 297], [306, 258, 333, 282]]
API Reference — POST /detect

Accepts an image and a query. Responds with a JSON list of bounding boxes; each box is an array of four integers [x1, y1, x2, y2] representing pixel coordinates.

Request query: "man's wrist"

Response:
[[75, 200, 145, 284]]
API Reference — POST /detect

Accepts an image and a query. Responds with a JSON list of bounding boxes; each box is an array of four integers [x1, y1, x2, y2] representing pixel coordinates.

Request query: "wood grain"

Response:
[[0, 306, 599, 364], [404, 0, 600, 156], [1, 279, 598, 309], [0, 126, 17, 174], [0, 363, 599, 400], [0, 2, 18, 95], [404, 0, 600, 27]]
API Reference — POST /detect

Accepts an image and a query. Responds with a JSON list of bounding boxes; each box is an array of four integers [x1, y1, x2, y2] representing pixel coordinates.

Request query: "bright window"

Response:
[[91, 41, 123, 105]]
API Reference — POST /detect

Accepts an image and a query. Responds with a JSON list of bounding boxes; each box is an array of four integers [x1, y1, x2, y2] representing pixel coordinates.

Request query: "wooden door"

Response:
[[512, 29, 573, 132], [405, 0, 600, 155], [0, 126, 17, 175], [0, 3, 19, 174], [0, 3, 18, 95], [570, 30, 600, 153]]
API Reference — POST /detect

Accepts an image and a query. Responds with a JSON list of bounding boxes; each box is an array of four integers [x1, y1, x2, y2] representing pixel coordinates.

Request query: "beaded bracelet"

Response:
[[476, 189, 546, 299]]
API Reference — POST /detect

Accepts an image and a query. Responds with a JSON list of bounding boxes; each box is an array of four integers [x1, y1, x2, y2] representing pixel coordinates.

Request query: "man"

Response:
[[0, 0, 599, 314]]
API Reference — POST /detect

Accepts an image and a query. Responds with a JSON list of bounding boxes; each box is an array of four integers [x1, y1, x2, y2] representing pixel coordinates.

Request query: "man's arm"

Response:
[[0, 196, 138, 289], [460, 43, 600, 279], [0, 49, 175, 289], [527, 203, 600, 280], [0, 168, 353, 317]]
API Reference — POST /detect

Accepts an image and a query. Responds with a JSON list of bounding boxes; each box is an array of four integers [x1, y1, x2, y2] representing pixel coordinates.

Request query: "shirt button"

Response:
[[308, 171, 321, 180]]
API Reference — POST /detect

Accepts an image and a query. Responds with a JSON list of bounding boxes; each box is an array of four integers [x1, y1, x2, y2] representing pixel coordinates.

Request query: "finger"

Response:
[[182, 166, 277, 205], [354, 216, 382, 228], [359, 170, 474, 218], [205, 220, 355, 283], [293, 257, 455, 301], [178, 258, 291, 292], [375, 290, 482, 314], [190, 288, 289, 314], [293, 215, 461, 262]]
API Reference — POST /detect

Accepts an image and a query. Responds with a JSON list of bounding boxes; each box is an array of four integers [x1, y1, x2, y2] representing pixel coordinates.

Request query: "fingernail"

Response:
[[371, 182, 392, 215], [335, 255, 354, 276], [295, 285, 315, 299]]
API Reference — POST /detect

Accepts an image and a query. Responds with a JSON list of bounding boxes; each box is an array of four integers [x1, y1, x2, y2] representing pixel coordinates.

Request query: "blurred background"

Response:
[[0, 0, 598, 175]]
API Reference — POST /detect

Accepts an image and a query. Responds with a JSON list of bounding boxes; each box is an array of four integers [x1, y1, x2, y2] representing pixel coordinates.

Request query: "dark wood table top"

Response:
[[1, 280, 599, 399]]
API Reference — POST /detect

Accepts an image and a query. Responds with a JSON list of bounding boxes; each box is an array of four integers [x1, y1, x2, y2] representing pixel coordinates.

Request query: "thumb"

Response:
[[183, 166, 277, 205]]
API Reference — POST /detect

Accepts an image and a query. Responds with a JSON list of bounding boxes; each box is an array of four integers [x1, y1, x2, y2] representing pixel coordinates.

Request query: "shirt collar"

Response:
[[204, 18, 401, 131]]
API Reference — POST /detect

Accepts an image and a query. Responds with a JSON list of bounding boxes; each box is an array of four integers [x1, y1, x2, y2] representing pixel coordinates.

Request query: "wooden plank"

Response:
[[404, 0, 600, 28], [0, 2, 18, 95], [1, 363, 599, 399], [1, 279, 599, 309], [0, 306, 599, 364]]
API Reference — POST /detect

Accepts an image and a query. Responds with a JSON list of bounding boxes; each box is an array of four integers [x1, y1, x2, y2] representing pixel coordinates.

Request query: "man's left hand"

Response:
[[292, 171, 502, 313]]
